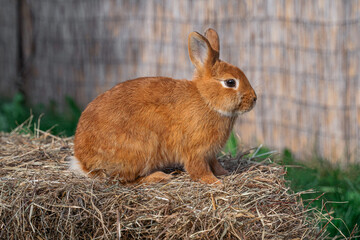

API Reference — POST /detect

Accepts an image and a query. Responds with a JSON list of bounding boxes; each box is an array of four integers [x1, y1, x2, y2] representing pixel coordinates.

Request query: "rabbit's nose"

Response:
[[253, 94, 257, 103]]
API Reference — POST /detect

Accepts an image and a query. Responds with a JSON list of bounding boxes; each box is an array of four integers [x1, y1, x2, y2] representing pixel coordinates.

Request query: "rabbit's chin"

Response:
[[237, 105, 256, 115], [237, 109, 251, 115]]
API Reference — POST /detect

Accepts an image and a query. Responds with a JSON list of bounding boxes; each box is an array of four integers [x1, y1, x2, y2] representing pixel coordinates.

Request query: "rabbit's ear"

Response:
[[204, 28, 220, 53], [188, 32, 218, 70]]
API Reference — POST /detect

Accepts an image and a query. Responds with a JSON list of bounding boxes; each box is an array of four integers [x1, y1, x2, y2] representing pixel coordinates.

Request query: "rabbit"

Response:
[[70, 28, 257, 185]]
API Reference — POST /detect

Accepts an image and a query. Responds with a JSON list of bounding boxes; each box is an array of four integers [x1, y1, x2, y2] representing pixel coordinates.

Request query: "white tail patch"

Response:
[[68, 156, 88, 176]]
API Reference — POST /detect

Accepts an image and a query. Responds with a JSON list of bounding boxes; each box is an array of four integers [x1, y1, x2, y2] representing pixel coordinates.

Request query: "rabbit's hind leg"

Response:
[[209, 158, 229, 176], [137, 171, 173, 184]]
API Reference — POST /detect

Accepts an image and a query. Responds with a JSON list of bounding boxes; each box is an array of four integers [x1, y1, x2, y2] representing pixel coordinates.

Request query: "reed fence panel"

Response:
[[1, 0, 359, 163]]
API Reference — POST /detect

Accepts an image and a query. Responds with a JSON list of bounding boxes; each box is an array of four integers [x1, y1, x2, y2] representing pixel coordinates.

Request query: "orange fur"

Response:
[[73, 29, 256, 184]]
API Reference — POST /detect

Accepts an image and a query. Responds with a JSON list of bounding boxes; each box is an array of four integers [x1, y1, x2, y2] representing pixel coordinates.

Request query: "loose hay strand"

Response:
[[0, 131, 322, 239]]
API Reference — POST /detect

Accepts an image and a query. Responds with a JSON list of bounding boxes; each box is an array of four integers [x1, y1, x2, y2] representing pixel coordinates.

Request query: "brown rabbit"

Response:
[[70, 28, 257, 184]]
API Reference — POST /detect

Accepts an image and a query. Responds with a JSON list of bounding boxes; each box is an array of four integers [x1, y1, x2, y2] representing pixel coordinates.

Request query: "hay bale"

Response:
[[0, 130, 320, 239]]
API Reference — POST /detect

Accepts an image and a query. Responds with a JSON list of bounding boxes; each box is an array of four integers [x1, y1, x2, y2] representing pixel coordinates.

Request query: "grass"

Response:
[[245, 146, 360, 238], [1, 93, 359, 238]]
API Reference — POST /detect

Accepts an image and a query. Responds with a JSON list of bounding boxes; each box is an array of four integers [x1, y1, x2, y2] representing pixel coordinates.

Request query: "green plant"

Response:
[[0, 93, 28, 131], [223, 132, 238, 157], [281, 149, 360, 238], [0, 93, 81, 136]]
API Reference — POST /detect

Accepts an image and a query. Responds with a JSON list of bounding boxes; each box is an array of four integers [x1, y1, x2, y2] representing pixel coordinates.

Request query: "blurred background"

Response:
[[0, 0, 359, 237], [1, 0, 359, 163]]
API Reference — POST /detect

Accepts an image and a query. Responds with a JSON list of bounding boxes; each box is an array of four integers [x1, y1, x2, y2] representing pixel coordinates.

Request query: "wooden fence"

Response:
[[1, 0, 359, 163], [0, 1, 17, 97]]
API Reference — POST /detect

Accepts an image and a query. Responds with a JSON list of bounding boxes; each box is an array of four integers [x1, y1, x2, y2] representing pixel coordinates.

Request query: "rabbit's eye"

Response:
[[224, 79, 236, 88], [220, 78, 239, 89]]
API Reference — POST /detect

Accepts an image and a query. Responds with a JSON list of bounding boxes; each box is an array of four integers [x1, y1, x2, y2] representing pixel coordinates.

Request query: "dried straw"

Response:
[[0, 127, 322, 239]]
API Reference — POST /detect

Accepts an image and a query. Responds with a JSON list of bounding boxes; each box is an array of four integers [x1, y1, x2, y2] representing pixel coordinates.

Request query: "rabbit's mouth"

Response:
[[237, 94, 257, 113]]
